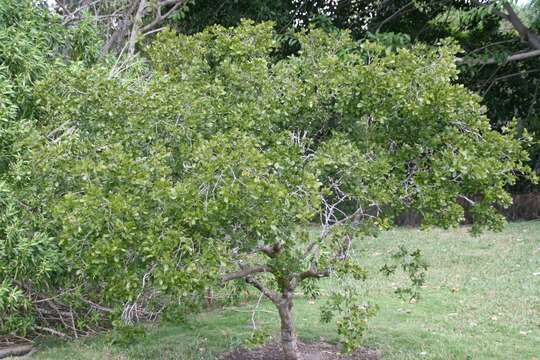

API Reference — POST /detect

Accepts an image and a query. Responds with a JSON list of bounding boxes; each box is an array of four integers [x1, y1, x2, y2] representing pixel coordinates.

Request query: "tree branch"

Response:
[[252, 242, 283, 258], [298, 268, 331, 280], [502, 1, 540, 49], [485, 69, 540, 83], [128, 0, 147, 56], [80, 298, 114, 313], [468, 39, 518, 56], [141, 0, 187, 33], [0, 345, 34, 360], [472, 0, 540, 49], [471, 0, 510, 20], [459, 195, 476, 206], [375, 1, 414, 32], [35, 326, 68, 338], [100, 0, 139, 57], [222, 265, 270, 282], [160, 0, 185, 6], [245, 276, 279, 303], [54, 0, 73, 17], [457, 49, 540, 65]]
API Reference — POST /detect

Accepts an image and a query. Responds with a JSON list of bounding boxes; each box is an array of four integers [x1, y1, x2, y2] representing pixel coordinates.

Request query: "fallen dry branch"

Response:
[[0, 345, 34, 359]]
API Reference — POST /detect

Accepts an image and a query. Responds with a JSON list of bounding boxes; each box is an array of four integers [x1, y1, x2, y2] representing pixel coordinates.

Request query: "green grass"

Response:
[[30, 221, 540, 359]]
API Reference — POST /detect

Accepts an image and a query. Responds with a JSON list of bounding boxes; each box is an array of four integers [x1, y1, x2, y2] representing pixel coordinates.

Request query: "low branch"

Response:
[[80, 299, 114, 313], [222, 265, 270, 282], [253, 242, 283, 258], [245, 276, 279, 303], [34, 326, 68, 338], [298, 268, 331, 281], [0, 345, 34, 360]]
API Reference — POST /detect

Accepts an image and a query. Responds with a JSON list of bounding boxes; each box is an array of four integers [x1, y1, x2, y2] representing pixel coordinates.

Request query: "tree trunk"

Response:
[[128, 0, 147, 56], [277, 292, 301, 360]]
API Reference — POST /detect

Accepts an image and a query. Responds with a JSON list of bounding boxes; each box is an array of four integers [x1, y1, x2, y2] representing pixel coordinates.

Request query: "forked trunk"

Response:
[[277, 294, 301, 360]]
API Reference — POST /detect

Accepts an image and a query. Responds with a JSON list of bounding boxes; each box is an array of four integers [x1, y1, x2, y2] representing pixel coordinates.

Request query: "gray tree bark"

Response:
[[277, 291, 301, 360]]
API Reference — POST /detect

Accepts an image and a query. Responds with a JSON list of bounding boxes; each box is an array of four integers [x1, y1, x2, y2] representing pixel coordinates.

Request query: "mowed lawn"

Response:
[[30, 221, 540, 360]]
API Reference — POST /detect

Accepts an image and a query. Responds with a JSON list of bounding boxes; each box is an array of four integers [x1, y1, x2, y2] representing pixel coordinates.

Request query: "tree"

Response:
[[51, 0, 193, 55], [3, 20, 532, 359], [271, 0, 540, 190], [177, 0, 296, 34], [148, 22, 532, 359]]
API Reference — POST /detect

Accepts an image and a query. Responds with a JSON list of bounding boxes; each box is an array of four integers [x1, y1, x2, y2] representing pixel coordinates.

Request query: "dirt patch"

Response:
[[219, 341, 381, 360]]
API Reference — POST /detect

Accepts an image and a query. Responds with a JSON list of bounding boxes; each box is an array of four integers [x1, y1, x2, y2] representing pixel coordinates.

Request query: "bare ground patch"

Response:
[[219, 341, 381, 360]]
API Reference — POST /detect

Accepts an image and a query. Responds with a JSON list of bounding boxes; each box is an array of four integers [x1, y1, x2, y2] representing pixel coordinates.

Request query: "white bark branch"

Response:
[[457, 49, 540, 65], [128, 0, 147, 56], [458, 1, 540, 64], [141, 0, 187, 33]]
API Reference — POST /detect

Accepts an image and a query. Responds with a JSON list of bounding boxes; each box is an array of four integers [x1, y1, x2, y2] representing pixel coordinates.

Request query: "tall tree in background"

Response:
[[374, 0, 540, 190], [0, 0, 100, 175], [52, 0, 193, 55]]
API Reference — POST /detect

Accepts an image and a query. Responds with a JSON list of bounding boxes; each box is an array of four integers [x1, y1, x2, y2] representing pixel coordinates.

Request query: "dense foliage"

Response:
[[49, 1, 540, 182], [0, 0, 102, 337], [178, 0, 540, 192]]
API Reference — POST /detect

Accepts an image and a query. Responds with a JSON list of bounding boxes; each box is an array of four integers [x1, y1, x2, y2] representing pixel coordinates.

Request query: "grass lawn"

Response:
[[29, 221, 540, 360]]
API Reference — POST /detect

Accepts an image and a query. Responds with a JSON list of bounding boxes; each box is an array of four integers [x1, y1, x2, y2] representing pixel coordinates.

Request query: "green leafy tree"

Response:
[[3, 21, 533, 359], [148, 22, 533, 359], [0, 0, 101, 338], [287, 0, 540, 190], [0, 0, 100, 172]]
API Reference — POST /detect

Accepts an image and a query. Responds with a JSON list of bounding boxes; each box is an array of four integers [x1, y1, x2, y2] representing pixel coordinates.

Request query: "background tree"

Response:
[[294, 0, 540, 191], [51, 0, 193, 55], [0, 0, 101, 339]]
